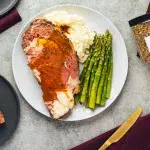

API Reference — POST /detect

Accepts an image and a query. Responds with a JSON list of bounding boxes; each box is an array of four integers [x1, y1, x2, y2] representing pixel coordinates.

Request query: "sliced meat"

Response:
[[22, 19, 54, 48], [22, 19, 80, 119], [0, 111, 5, 124], [61, 66, 70, 85], [65, 53, 79, 79]]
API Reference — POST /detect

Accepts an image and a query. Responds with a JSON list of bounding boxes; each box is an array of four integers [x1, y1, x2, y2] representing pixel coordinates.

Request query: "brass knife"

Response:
[[99, 107, 142, 150]]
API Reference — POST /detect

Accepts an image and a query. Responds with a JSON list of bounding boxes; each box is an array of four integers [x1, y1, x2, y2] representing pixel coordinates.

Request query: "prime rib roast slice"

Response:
[[22, 19, 80, 119], [0, 111, 5, 124]]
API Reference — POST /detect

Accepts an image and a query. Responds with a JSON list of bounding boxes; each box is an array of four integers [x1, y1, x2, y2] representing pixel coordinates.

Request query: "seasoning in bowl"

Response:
[[129, 13, 150, 63]]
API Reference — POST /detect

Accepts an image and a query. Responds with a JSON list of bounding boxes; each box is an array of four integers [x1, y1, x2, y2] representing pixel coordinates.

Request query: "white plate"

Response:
[[12, 5, 128, 121]]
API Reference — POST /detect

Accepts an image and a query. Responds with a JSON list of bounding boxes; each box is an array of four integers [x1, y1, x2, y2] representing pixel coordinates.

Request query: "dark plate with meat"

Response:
[[0, 75, 20, 146]]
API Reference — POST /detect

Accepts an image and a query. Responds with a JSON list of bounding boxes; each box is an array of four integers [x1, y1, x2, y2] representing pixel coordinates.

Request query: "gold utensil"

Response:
[[99, 107, 142, 150]]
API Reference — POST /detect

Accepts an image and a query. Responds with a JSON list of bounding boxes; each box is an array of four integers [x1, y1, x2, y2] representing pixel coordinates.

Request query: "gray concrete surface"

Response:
[[0, 0, 150, 150]]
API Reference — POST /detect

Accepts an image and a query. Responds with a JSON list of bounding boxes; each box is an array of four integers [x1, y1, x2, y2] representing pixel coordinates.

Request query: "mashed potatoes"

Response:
[[44, 11, 95, 63]]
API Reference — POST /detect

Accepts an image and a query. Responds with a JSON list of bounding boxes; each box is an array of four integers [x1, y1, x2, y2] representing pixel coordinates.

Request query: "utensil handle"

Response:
[[98, 140, 111, 150]]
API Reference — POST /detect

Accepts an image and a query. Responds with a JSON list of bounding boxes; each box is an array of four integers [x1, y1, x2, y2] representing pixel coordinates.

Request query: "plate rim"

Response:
[[12, 4, 128, 121], [0, 0, 19, 17], [0, 75, 20, 146]]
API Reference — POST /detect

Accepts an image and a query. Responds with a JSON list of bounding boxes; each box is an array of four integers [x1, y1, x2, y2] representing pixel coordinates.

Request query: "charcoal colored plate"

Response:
[[0, 75, 20, 146], [0, 0, 19, 16]]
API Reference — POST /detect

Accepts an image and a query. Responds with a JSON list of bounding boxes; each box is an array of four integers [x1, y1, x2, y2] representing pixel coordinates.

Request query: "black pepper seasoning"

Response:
[[129, 13, 150, 63]]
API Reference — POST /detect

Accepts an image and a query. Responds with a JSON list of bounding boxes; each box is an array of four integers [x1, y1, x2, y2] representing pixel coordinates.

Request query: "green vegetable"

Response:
[[79, 34, 98, 83], [80, 51, 96, 103], [75, 34, 98, 104], [74, 30, 113, 109], [79, 36, 101, 103], [88, 36, 106, 109], [74, 94, 79, 104], [100, 52, 111, 106], [96, 30, 112, 105], [89, 36, 102, 96], [106, 53, 113, 99]]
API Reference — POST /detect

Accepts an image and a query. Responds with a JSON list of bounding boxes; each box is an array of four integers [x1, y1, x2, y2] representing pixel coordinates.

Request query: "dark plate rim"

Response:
[[0, 0, 19, 17], [0, 75, 20, 146]]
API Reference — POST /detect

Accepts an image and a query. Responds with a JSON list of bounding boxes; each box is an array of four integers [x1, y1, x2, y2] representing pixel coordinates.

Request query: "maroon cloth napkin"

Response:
[[71, 114, 150, 150], [147, 2, 150, 13], [0, 8, 21, 33]]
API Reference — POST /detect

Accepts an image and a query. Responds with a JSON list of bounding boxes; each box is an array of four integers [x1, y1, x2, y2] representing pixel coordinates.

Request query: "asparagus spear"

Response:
[[75, 34, 98, 104], [89, 37, 102, 96], [106, 54, 113, 99], [101, 35, 113, 106], [80, 35, 98, 83], [79, 35, 101, 103], [87, 36, 106, 109], [86, 36, 102, 106], [96, 58, 108, 105], [96, 31, 112, 105], [100, 53, 111, 106], [79, 50, 99, 103], [89, 57, 100, 95], [87, 50, 101, 106], [74, 94, 79, 104], [80, 52, 92, 83]]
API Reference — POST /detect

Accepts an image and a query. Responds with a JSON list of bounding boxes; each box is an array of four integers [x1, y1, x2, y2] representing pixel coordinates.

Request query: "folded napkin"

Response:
[[0, 8, 21, 33], [147, 2, 150, 13], [71, 114, 150, 150]]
